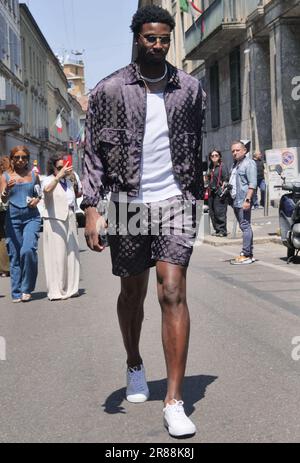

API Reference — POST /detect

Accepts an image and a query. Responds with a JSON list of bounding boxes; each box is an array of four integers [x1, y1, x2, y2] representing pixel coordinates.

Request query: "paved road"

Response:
[[1, 230, 300, 443]]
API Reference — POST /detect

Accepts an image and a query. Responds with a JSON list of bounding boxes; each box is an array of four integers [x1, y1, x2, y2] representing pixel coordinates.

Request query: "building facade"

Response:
[[63, 58, 86, 98], [20, 3, 73, 173], [184, 0, 300, 164], [0, 0, 23, 154], [138, 0, 300, 167], [1, 2, 87, 173], [19, 3, 48, 165], [68, 92, 84, 176]]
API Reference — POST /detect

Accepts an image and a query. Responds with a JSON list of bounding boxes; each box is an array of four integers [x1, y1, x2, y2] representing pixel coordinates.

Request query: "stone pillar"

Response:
[[249, 38, 272, 152], [269, 18, 300, 149]]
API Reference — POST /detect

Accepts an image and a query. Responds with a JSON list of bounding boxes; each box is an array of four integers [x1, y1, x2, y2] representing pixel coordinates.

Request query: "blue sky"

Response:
[[23, 0, 138, 91]]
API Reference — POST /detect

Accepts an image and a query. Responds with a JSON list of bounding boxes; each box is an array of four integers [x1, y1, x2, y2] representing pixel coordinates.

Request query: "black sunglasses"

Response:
[[139, 34, 171, 45], [13, 155, 29, 161], [55, 165, 64, 171]]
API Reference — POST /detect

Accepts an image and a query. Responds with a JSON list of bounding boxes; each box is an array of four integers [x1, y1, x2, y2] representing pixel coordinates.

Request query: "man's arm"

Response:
[[82, 94, 107, 252], [81, 95, 106, 210]]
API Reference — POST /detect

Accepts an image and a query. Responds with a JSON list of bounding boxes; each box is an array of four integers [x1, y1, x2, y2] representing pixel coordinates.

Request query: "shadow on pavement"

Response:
[[31, 292, 48, 300], [102, 374, 217, 415], [279, 256, 300, 265], [30, 289, 86, 301]]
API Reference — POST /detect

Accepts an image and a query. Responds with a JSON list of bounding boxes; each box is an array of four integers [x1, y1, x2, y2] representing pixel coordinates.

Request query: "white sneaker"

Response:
[[126, 365, 149, 403], [163, 400, 196, 437]]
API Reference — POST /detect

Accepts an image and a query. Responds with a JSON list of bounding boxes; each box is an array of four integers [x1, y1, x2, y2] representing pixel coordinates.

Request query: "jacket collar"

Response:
[[124, 61, 181, 89]]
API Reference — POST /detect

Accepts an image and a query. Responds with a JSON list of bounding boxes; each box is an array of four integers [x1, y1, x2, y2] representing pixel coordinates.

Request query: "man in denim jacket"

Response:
[[229, 141, 257, 265]]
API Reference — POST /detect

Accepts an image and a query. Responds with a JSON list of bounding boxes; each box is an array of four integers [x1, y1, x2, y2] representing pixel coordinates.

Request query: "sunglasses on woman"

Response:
[[13, 155, 29, 161]]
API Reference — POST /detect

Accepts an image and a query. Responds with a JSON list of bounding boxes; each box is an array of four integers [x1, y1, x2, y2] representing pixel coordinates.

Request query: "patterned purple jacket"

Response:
[[81, 62, 206, 208]]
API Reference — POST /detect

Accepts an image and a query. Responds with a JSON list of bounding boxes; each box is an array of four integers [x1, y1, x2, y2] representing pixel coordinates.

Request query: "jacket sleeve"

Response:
[[81, 94, 106, 210], [195, 83, 207, 199], [246, 159, 257, 190]]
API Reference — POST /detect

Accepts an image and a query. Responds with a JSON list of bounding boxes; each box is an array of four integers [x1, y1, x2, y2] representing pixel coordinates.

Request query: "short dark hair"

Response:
[[47, 152, 66, 175], [231, 140, 246, 149], [130, 5, 175, 37]]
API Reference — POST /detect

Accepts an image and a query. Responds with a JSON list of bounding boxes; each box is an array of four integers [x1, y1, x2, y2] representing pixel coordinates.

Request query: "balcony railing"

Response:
[[185, 0, 263, 60]]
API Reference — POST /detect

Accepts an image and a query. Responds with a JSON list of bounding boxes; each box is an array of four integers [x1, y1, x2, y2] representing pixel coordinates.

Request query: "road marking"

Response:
[[0, 337, 6, 361]]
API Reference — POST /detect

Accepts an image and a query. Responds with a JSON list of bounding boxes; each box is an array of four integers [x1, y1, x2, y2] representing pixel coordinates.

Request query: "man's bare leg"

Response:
[[156, 261, 190, 406], [117, 269, 150, 368]]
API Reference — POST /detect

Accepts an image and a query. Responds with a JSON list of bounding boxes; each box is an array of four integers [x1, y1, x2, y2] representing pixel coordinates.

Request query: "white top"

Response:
[[111, 92, 181, 203], [42, 175, 76, 208]]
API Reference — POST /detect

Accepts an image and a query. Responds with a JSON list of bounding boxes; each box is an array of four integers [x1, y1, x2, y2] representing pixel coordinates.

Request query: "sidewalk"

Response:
[[203, 206, 282, 247]]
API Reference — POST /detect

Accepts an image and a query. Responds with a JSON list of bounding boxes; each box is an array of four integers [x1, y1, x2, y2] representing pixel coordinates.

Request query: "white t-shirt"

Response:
[[112, 92, 181, 203], [229, 165, 237, 199]]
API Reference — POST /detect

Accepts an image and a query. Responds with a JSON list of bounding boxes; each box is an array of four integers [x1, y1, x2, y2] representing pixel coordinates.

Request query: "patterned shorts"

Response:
[[107, 195, 200, 278]]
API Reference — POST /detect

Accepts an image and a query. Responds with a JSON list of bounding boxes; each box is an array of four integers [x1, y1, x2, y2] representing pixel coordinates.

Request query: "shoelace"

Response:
[[166, 400, 185, 414]]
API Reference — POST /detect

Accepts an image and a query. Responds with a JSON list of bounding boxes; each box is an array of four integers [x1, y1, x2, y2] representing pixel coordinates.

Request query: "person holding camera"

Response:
[[0, 146, 41, 303], [229, 141, 257, 265], [207, 150, 229, 237], [42, 153, 80, 301]]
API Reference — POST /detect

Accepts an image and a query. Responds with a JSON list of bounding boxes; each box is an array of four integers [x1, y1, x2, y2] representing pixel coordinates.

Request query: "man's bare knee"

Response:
[[159, 281, 185, 307]]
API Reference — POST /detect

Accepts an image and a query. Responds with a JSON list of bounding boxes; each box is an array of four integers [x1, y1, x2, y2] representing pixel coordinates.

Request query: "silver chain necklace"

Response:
[[140, 64, 168, 83]]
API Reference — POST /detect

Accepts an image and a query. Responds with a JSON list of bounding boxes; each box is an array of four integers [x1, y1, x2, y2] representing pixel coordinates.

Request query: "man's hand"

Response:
[[84, 207, 107, 253], [243, 200, 251, 211]]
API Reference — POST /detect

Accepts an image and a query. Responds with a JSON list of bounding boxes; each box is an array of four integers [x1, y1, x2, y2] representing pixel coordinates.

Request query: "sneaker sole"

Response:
[[126, 392, 149, 403], [163, 419, 196, 438], [230, 259, 255, 265]]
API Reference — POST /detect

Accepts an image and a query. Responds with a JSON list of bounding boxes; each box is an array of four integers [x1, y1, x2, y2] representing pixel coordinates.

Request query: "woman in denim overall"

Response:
[[1, 146, 41, 303]]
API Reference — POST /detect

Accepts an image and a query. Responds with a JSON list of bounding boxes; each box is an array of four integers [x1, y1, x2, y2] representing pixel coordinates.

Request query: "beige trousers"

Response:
[[43, 211, 80, 300], [0, 238, 9, 273]]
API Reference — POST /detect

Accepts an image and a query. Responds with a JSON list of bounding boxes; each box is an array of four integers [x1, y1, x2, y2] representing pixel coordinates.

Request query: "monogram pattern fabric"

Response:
[[81, 62, 206, 209], [107, 196, 197, 277]]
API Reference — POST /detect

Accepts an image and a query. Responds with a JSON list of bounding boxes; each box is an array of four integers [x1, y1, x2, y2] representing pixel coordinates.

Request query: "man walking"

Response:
[[81, 5, 205, 437], [229, 141, 257, 265], [252, 151, 266, 209]]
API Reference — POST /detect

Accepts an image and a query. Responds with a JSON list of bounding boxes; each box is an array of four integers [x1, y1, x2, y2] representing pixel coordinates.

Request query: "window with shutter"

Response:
[[0, 12, 8, 60]]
